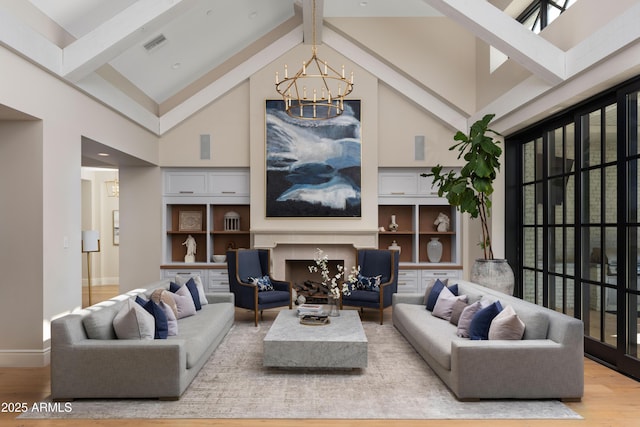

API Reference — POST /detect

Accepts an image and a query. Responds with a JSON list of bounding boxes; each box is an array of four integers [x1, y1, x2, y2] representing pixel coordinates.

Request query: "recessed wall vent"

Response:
[[143, 34, 167, 52]]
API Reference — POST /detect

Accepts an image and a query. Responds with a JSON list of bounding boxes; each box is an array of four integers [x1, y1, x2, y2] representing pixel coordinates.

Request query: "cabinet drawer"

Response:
[[165, 172, 208, 195], [379, 173, 418, 196], [163, 269, 207, 281], [208, 172, 249, 196], [209, 271, 230, 292], [397, 269, 419, 293]]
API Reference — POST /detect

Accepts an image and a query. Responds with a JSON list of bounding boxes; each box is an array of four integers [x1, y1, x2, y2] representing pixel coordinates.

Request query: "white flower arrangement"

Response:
[[308, 248, 360, 300]]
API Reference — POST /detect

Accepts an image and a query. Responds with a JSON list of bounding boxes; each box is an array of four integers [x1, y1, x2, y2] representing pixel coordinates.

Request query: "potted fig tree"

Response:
[[422, 113, 514, 294]]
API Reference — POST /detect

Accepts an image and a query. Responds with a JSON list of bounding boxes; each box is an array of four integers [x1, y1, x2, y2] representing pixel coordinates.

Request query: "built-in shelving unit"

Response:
[[378, 168, 462, 293], [161, 168, 250, 292]]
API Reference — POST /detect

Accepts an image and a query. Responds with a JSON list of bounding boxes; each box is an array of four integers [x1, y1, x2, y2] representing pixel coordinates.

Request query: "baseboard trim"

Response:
[[0, 348, 50, 367]]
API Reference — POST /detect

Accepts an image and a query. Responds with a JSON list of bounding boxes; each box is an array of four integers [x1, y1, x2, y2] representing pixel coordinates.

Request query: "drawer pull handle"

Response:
[[221, 191, 236, 194], [179, 191, 194, 194], [390, 192, 405, 195]]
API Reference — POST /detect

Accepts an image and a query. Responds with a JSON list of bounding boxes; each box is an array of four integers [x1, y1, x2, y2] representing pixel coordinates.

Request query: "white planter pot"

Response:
[[470, 259, 515, 295]]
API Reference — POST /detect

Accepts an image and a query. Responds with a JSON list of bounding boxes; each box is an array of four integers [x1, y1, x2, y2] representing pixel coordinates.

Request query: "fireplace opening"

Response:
[[286, 259, 344, 303]]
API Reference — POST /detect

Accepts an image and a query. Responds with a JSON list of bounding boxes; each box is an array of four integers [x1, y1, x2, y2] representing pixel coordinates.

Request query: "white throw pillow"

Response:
[[488, 305, 525, 340], [432, 286, 467, 321], [176, 275, 208, 306], [113, 299, 155, 340]]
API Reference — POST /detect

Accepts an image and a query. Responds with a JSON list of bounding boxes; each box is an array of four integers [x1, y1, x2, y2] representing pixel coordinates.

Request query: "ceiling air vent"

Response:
[[143, 34, 167, 52]]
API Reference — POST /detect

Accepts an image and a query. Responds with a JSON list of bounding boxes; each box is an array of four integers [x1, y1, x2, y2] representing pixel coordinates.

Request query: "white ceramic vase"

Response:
[[427, 237, 443, 263], [470, 259, 515, 295]]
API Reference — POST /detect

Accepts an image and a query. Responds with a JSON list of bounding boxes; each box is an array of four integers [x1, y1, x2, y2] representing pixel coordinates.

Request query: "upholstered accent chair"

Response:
[[226, 249, 292, 326], [340, 249, 399, 324]]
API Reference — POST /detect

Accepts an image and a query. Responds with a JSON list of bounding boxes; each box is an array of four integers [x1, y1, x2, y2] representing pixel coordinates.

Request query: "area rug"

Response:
[[21, 318, 581, 420]]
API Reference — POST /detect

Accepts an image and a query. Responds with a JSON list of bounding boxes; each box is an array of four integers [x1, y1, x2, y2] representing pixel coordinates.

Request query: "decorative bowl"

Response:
[[212, 255, 226, 263]]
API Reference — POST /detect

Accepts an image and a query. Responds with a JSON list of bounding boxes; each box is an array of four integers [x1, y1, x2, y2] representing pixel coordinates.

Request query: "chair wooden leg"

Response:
[[260, 310, 264, 320], [254, 309, 258, 326], [379, 307, 384, 325]]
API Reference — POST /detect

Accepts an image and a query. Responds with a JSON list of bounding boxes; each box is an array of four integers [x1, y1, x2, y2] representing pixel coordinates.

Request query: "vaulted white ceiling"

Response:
[[1, 0, 640, 136]]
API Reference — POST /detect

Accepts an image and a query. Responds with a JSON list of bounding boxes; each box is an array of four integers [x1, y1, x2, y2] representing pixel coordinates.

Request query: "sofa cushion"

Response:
[[432, 286, 467, 321], [423, 278, 448, 305], [250, 275, 274, 292], [171, 280, 201, 311], [158, 300, 178, 336], [516, 306, 550, 340], [450, 299, 468, 326], [425, 279, 446, 311], [489, 305, 525, 340], [170, 285, 197, 319], [169, 302, 234, 369], [356, 274, 382, 291], [136, 296, 169, 339], [469, 301, 503, 340], [457, 301, 483, 338], [151, 289, 178, 319], [175, 274, 208, 306], [113, 299, 155, 340], [82, 303, 121, 340]]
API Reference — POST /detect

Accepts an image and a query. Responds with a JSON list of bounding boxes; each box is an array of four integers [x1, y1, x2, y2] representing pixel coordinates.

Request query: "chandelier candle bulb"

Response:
[[275, 72, 279, 84], [342, 65, 345, 78], [324, 61, 328, 75], [284, 64, 288, 78], [302, 61, 306, 75]]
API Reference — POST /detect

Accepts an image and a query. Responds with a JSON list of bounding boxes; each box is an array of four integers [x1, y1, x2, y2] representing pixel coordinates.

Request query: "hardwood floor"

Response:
[[1, 286, 639, 426]]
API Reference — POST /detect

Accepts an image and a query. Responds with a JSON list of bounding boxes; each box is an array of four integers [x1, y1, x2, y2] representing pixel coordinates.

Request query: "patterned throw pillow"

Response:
[[357, 274, 382, 291], [249, 275, 274, 292]]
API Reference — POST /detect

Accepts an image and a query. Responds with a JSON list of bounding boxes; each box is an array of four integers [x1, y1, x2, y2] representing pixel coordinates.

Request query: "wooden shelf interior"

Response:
[[168, 204, 207, 232], [378, 205, 413, 232], [170, 233, 208, 263], [379, 233, 413, 263], [210, 204, 251, 255], [418, 205, 455, 263]]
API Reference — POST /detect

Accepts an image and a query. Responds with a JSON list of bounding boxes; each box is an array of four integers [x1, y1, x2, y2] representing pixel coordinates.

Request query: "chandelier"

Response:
[[275, 0, 354, 120]]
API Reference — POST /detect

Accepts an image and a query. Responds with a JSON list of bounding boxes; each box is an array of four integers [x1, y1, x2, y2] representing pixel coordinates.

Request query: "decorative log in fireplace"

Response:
[[294, 280, 330, 303]]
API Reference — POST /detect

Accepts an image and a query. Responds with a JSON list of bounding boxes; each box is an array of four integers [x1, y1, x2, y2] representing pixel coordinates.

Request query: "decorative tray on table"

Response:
[[299, 314, 330, 326]]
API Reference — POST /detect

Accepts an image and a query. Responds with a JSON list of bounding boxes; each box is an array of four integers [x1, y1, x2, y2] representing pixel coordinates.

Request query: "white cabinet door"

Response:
[[165, 172, 208, 195], [379, 172, 418, 196], [208, 171, 249, 196], [396, 269, 419, 293]]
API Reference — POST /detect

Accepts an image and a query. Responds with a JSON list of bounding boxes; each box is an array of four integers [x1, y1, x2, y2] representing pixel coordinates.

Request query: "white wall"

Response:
[[0, 45, 160, 367]]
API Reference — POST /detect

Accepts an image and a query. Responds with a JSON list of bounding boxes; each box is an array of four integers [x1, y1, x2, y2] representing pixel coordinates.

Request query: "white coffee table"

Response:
[[263, 309, 368, 369]]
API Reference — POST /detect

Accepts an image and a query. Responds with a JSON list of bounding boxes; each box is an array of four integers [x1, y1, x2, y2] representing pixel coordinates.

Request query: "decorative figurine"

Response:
[[389, 214, 399, 232], [183, 235, 196, 263], [434, 212, 450, 232]]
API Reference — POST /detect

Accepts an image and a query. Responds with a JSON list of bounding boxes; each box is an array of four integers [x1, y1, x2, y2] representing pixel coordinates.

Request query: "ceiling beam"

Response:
[[62, 0, 197, 82], [302, 0, 323, 45], [422, 0, 566, 85], [159, 25, 303, 134]]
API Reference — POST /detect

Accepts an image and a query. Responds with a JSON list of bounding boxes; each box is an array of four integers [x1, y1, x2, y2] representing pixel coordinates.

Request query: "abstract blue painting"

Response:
[[265, 99, 361, 217]]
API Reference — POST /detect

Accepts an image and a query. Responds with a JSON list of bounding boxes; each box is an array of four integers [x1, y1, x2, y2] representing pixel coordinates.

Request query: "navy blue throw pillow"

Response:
[[142, 299, 168, 339], [469, 301, 503, 340], [449, 284, 459, 296], [185, 278, 202, 310], [169, 282, 180, 293], [426, 279, 446, 311]]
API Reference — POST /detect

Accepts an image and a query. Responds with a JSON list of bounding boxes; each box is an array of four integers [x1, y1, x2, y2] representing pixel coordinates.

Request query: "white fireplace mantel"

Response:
[[252, 229, 378, 280], [252, 229, 378, 249]]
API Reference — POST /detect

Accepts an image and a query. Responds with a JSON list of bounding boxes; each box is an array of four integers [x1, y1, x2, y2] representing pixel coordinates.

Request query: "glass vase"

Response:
[[326, 295, 340, 317]]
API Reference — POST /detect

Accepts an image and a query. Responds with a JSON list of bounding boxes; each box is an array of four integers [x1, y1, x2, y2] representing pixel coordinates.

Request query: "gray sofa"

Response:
[[392, 279, 584, 401], [51, 279, 234, 400]]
